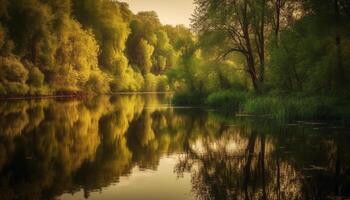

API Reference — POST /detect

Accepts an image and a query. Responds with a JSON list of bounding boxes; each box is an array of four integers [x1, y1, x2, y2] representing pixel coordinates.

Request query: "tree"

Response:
[[192, 0, 272, 92], [138, 39, 154, 75], [267, 0, 350, 94], [126, 11, 176, 75], [73, 0, 131, 75]]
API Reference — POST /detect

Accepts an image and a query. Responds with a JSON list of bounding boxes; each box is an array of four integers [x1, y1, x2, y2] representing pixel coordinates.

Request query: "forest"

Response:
[[0, 0, 187, 94], [0, 0, 349, 120]]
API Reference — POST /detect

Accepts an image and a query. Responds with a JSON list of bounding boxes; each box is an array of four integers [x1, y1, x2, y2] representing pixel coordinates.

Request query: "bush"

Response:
[[156, 75, 169, 91], [86, 72, 111, 94], [205, 90, 247, 111], [111, 67, 142, 92], [143, 73, 157, 91], [28, 67, 44, 87], [0, 56, 28, 83], [6, 82, 29, 95], [0, 56, 30, 96], [143, 73, 170, 92]]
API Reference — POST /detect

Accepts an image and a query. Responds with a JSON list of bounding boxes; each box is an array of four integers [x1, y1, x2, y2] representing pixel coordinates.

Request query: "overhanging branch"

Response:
[[216, 48, 247, 61]]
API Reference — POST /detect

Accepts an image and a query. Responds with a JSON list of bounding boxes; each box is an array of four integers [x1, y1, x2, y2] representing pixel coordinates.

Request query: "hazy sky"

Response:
[[120, 0, 195, 27]]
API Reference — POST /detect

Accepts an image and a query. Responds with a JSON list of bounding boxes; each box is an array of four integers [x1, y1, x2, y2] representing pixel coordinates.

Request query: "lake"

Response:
[[0, 94, 349, 200]]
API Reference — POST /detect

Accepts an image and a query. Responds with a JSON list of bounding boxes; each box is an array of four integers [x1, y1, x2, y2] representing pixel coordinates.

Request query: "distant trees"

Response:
[[73, 0, 131, 76], [126, 12, 177, 75]]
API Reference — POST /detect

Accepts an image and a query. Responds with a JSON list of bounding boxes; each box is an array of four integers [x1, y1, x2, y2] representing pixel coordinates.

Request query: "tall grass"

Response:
[[172, 90, 350, 121], [242, 96, 345, 121]]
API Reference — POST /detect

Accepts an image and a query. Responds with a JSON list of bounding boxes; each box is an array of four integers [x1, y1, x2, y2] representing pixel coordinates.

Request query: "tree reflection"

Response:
[[0, 96, 349, 199], [175, 121, 350, 200]]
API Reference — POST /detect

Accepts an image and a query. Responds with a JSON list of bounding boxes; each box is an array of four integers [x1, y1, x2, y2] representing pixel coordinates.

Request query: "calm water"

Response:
[[0, 94, 349, 200]]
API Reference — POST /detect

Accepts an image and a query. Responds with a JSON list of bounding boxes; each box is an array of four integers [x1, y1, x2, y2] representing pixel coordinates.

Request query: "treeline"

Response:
[[169, 0, 350, 120], [0, 0, 192, 96]]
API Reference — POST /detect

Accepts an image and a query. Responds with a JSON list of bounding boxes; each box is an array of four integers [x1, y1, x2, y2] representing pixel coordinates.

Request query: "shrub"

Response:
[[0, 56, 30, 96], [28, 67, 44, 87], [6, 82, 29, 95], [156, 75, 169, 91], [205, 90, 247, 111], [111, 67, 146, 92], [86, 72, 111, 94], [143, 73, 157, 92], [0, 56, 28, 83]]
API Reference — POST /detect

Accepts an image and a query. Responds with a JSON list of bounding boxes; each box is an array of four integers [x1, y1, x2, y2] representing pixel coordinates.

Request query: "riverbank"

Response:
[[0, 91, 174, 101], [173, 90, 350, 122], [0, 91, 90, 100]]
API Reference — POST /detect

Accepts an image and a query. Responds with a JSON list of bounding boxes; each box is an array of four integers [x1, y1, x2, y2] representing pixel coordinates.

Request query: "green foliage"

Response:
[[138, 39, 155, 74], [0, 0, 185, 95], [242, 96, 343, 121], [73, 0, 131, 75], [169, 0, 350, 120], [0, 56, 29, 95], [205, 90, 248, 111], [112, 67, 144, 92], [267, 13, 350, 95], [28, 67, 44, 87], [0, 56, 28, 83], [8, 0, 53, 61], [85, 71, 111, 94], [126, 12, 178, 76], [156, 75, 169, 91], [143, 73, 169, 92], [0, 0, 348, 122], [49, 18, 103, 91]]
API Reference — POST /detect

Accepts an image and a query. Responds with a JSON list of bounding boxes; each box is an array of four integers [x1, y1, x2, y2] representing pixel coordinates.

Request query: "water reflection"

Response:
[[0, 95, 349, 200]]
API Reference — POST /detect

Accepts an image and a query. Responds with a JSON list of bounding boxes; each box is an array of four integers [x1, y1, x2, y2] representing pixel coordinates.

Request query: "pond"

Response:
[[0, 94, 349, 200]]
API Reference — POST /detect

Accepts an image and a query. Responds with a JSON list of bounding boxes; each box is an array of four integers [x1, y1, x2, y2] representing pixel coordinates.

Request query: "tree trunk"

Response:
[[242, 0, 260, 93], [334, 0, 345, 88], [275, 0, 281, 45], [259, 0, 266, 83]]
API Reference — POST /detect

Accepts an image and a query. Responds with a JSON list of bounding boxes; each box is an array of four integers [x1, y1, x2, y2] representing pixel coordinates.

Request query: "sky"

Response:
[[120, 0, 195, 27]]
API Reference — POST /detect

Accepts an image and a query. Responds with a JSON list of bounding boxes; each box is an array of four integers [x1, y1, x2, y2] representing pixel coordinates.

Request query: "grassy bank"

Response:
[[173, 90, 350, 121]]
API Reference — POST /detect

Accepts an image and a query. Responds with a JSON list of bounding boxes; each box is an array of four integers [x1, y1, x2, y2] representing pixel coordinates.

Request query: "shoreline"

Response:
[[0, 91, 174, 101]]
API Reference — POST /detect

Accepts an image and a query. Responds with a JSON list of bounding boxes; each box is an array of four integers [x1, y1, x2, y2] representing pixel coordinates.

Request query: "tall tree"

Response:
[[192, 0, 270, 92]]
